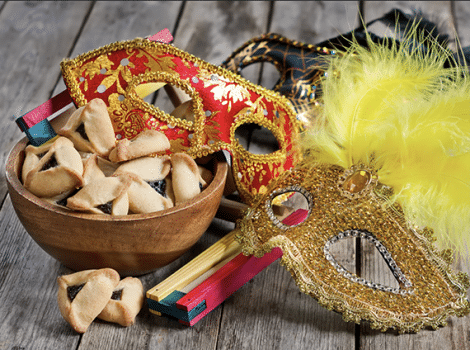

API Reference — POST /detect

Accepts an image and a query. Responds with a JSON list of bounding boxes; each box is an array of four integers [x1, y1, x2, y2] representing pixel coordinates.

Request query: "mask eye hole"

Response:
[[229, 56, 281, 90], [325, 230, 413, 294], [234, 122, 280, 155], [137, 83, 196, 123], [128, 76, 200, 130], [236, 61, 282, 92], [266, 186, 313, 229]]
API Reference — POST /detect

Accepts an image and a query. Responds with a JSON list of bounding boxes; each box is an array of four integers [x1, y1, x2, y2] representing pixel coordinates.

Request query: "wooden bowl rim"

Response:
[[6, 136, 228, 222]]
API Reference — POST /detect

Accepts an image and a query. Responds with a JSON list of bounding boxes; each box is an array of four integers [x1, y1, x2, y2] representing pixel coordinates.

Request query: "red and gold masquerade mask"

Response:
[[59, 37, 301, 203]]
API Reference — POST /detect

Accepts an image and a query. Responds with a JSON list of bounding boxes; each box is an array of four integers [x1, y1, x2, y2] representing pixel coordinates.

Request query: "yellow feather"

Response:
[[300, 28, 470, 252]]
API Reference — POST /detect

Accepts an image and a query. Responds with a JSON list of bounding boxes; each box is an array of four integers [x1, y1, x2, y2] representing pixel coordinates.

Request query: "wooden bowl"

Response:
[[6, 137, 228, 276]]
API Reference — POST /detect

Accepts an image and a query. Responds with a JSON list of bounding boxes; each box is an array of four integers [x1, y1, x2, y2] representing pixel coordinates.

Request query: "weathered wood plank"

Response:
[[0, 197, 81, 349], [216, 262, 357, 350], [0, 1, 92, 203], [359, 2, 470, 350], [173, 1, 271, 65], [0, 4, 91, 349], [3, 2, 469, 350], [453, 2, 470, 55], [77, 219, 235, 350]]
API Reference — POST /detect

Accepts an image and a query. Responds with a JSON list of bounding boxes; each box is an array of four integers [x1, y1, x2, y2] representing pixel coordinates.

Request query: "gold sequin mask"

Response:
[[236, 164, 469, 332], [236, 26, 470, 332], [60, 38, 301, 203]]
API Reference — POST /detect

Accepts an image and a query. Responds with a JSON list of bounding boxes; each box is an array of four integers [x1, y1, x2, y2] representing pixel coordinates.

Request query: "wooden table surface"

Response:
[[1, 1, 470, 349]]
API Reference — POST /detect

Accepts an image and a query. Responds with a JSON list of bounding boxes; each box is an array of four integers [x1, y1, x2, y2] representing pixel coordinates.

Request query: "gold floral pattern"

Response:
[[200, 70, 251, 112]]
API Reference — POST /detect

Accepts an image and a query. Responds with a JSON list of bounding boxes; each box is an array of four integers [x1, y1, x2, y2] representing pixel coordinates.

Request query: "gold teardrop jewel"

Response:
[[338, 165, 378, 198]]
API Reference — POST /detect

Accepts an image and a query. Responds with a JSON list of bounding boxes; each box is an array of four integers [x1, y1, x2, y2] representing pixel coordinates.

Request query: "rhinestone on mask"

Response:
[[265, 185, 314, 230], [338, 166, 378, 199]]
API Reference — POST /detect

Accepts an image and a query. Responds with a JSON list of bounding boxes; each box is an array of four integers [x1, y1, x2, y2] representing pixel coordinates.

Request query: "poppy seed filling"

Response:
[[96, 201, 113, 214], [76, 123, 89, 141], [147, 180, 167, 197], [111, 288, 123, 300], [41, 154, 59, 171], [67, 283, 85, 301]]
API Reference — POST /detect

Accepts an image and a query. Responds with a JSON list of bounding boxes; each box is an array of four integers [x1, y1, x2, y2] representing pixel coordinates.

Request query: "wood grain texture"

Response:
[[454, 2, 470, 48], [0, 1, 91, 201], [0, 197, 81, 350], [0, 2, 89, 349], [173, 1, 271, 65], [52, 1, 184, 95], [216, 263, 355, 350], [363, 1, 456, 47]]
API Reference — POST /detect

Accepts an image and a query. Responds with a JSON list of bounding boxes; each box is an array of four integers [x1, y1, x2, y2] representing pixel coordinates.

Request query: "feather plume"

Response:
[[300, 27, 470, 252]]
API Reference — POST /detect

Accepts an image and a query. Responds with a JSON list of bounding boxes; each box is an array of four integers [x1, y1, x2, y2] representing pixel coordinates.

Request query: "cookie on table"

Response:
[[23, 137, 84, 198], [57, 268, 120, 334], [108, 129, 170, 163], [58, 98, 116, 157], [97, 277, 144, 327], [66, 174, 131, 215]]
